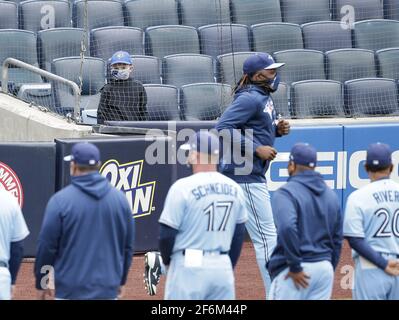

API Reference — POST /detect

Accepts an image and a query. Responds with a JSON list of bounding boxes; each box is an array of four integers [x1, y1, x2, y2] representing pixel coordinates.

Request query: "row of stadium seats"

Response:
[[2, 20, 399, 85], [2, 20, 399, 58], [81, 82, 233, 124], [14, 55, 399, 122], [1, 0, 399, 32], [79, 77, 399, 125]]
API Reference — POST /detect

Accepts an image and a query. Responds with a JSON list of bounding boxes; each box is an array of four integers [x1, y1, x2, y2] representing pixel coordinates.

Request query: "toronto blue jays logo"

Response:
[[100, 159, 156, 218]]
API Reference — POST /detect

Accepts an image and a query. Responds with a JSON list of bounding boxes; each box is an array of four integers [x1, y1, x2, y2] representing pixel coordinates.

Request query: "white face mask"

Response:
[[110, 67, 131, 80]]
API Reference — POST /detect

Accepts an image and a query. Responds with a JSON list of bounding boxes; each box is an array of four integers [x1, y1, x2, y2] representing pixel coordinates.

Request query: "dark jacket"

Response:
[[215, 85, 281, 184], [97, 78, 147, 124], [35, 172, 135, 299], [267, 170, 343, 280]]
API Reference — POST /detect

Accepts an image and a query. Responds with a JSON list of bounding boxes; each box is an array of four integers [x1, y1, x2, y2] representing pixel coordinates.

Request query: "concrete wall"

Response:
[[0, 93, 93, 142]]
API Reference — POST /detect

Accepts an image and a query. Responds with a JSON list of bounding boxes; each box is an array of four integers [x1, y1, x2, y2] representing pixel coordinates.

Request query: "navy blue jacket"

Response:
[[267, 170, 343, 280], [35, 172, 135, 299], [215, 85, 281, 183]]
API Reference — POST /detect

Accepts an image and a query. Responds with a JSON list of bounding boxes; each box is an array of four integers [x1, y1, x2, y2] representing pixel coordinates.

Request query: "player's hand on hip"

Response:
[[277, 119, 290, 136], [385, 259, 399, 276], [255, 145, 277, 161], [285, 271, 310, 290]]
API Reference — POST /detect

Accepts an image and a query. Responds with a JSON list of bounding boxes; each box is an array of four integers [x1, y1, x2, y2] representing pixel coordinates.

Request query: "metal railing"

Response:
[[2, 58, 81, 122]]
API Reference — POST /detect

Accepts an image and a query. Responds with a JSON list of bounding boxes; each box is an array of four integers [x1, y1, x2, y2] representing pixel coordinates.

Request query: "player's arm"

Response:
[[34, 196, 62, 290], [272, 188, 303, 273], [346, 236, 388, 270], [121, 200, 135, 286], [159, 223, 178, 266], [9, 240, 24, 286], [9, 199, 29, 288], [229, 222, 246, 268], [215, 94, 261, 155]]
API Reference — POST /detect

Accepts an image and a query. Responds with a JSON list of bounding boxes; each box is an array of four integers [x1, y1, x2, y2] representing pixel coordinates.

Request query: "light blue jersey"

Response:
[[159, 171, 248, 254], [344, 178, 399, 256], [344, 178, 399, 300], [0, 189, 29, 300], [159, 171, 248, 300]]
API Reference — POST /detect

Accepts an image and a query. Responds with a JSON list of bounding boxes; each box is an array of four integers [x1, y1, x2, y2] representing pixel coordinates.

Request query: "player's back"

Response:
[[161, 171, 247, 255], [345, 178, 399, 255]]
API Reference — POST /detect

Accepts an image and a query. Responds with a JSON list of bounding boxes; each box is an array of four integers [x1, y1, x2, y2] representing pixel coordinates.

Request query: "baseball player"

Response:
[[157, 131, 248, 300], [35, 142, 135, 300], [344, 142, 399, 300], [0, 188, 30, 300], [215, 52, 290, 298], [268, 143, 343, 300]]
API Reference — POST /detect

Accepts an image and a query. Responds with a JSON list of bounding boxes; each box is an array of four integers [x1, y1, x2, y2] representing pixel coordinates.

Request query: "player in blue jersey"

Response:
[[344, 142, 399, 300], [215, 52, 290, 298], [268, 143, 343, 300], [149, 131, 248, 300]]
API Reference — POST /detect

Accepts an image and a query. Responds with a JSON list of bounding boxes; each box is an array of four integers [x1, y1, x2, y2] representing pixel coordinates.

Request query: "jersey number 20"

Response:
[[204, 201, 233, 231], [373, 208, 399, 238]]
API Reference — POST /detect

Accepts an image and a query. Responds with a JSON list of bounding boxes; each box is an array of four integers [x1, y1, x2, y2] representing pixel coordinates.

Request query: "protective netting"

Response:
[[1, 0, 399, 123]]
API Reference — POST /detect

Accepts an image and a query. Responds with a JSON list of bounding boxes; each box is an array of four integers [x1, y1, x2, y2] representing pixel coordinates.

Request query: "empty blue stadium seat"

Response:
[[0, 29, 42, 86], [231, 0, 282, 26], [0, 1, 18, 29], [376, 48, 399, 80], [302, 21, 352, 52], [143, 84, 180, 121], [163, 54, 214, 87], [73, 0, 124, 30], [332, 0, 384, 21], [344, 78, 399, 116], [385, 0, 399, 20], [251, 22, 303, 54], [180, 83, 232, 120], [198, 24, 250, 59], [178, 0, 231, 28], [271, 82, 290, 118], [273, 49, 326, 84], [280, 0, 331, 25], [51, 56, 105, 111], [90, 26, 144, 61], [216, 51, 256, 85], [291, 80, 345, 117], [354, 19, 399, 51], [20, 0, 71, 33], [145, 25, 200, 59], [124, 0, 179, 30], [130, 55, 161, 84], [326, 48, 376, 83], [38, 28, 85, 71]]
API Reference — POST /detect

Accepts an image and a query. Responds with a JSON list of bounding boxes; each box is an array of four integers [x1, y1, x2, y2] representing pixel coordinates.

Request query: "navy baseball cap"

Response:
[[110, 51, 132, 65], [243, 53, 285, 75], [180, 131, 219, 156], [64, 142, 100, 166], [366, 142, 392, 169], [289, 143, 317, 168]]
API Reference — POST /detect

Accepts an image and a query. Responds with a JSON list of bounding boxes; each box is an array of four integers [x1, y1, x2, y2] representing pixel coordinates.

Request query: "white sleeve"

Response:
[[343, 194, 365, 238], [11, 203, 30, 242], [158, 181, 186, 230]]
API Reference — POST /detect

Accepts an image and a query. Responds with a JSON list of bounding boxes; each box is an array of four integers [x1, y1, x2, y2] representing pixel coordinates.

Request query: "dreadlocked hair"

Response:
[[232, 74, 252, 94]]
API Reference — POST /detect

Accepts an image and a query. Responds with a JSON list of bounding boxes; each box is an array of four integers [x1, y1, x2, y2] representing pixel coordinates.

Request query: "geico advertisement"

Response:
[[266, 150, 399, 192]]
